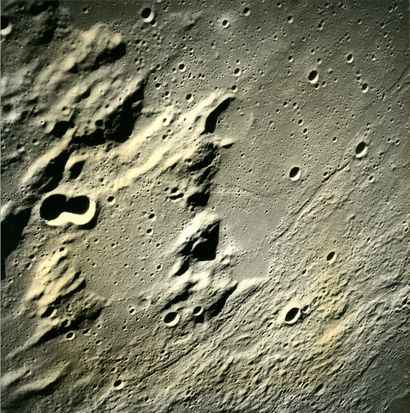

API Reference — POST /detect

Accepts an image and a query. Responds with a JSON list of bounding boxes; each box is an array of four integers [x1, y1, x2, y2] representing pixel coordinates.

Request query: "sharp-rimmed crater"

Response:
[[39, 194, 96, 227]]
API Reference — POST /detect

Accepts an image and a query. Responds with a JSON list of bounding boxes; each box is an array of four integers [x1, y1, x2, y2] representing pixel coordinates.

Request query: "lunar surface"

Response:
[[1, 0, 409, 412]]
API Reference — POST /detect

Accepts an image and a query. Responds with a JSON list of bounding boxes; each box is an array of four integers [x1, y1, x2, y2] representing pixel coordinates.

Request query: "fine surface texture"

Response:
[[1, 1, 409, 412]]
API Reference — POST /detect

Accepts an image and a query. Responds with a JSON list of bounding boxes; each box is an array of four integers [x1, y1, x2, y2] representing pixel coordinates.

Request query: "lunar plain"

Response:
[[1, 0, 409, 412]]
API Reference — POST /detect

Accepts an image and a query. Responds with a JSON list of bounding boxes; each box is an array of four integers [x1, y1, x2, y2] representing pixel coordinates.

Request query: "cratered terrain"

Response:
[[1, 0, 409, 412]]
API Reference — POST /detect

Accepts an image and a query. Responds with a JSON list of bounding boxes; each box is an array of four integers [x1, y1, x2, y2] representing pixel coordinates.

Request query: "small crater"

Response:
[[326, 251, 336, 262], [315, 383, 325, 394], [0, 15, 11, 36], [65, 331, 75, 341], [355, 141, 368, 159], [308, 70, 319, 84], [192, 306, 203, 317], [284, 307, 301, 325], [113, 379, 124, 389], [168, 187, 184, 201], [346, 53, 354, 63], [164, 311, 180, 327], [361, 83, 369, 93], [141, 7, 154, 23], [289, 166, 301, 181]]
